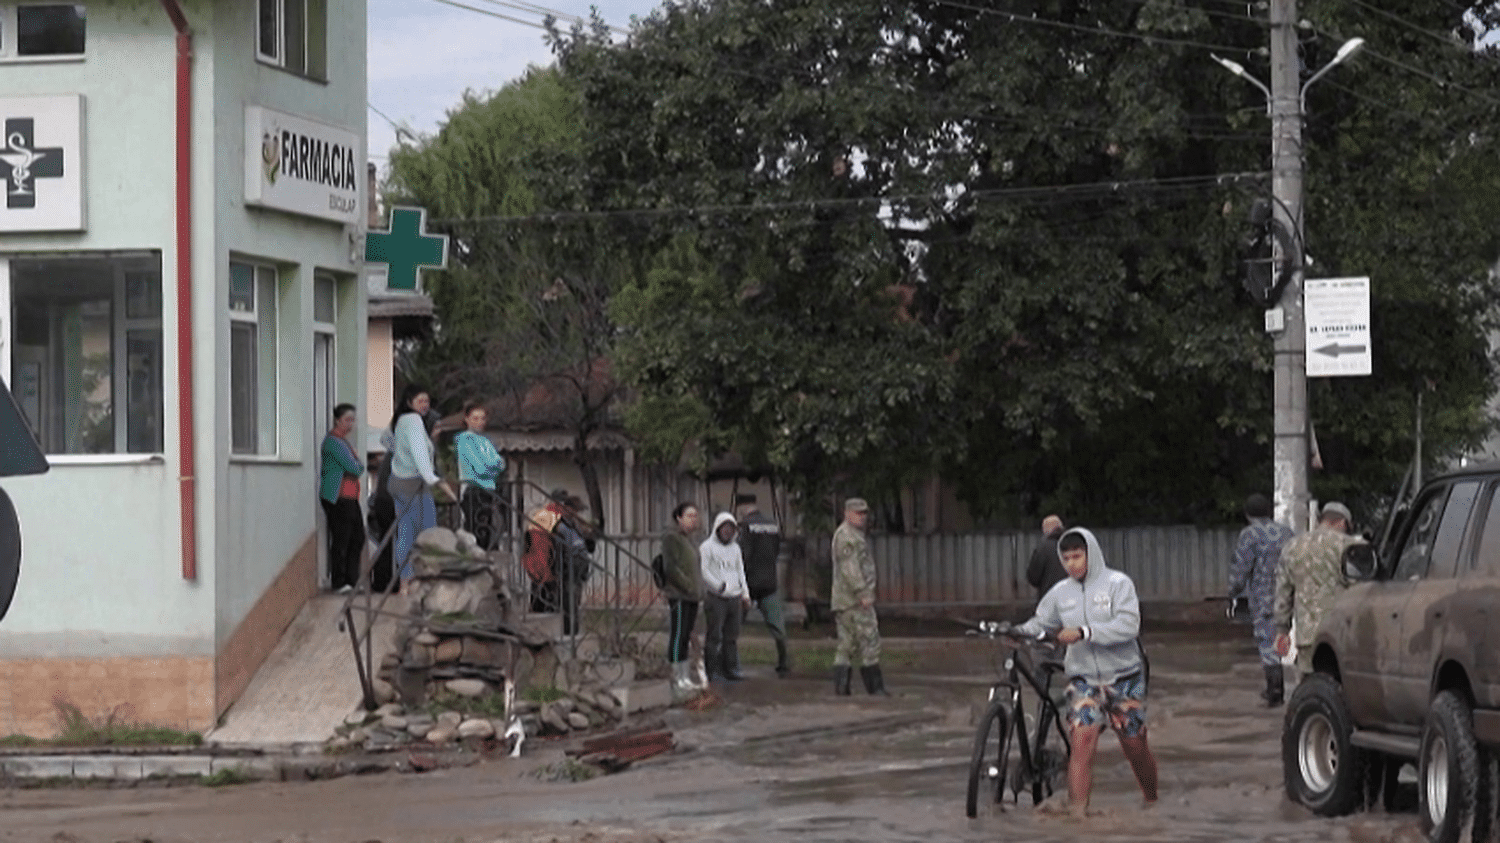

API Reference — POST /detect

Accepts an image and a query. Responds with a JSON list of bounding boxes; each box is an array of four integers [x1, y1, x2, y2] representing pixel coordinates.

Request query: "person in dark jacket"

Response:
[[1025, 515, 1067, 604], [736, 494, 791, 676], [660, 502, 706, 702]]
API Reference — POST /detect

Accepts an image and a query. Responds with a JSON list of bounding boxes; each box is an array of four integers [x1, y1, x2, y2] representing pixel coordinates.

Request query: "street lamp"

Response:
[[1215, 30, 1364, 531]]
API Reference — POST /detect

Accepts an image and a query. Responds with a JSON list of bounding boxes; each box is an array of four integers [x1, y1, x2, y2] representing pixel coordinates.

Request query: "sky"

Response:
[[366, 0, 662, 171]]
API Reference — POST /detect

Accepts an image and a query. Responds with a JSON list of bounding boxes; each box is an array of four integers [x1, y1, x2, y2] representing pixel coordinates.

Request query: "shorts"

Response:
[[1065, 671, 1148, 737]]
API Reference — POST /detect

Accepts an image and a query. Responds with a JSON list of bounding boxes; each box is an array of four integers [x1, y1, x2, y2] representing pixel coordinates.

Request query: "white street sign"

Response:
[[1305, 276, 1371, 377]]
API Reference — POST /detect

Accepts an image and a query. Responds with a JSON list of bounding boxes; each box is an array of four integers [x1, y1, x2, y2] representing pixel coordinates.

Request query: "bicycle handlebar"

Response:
[[961, 619, 1056, 644]]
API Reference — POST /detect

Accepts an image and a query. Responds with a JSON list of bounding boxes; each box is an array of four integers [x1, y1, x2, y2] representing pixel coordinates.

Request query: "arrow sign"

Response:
[[1314, 343, 1368, 358], [1305, 277, 1372, 377], [365, 206, 448, 291]]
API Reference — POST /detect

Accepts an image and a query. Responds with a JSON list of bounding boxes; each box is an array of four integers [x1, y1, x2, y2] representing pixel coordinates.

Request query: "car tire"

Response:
[[1283, 673, 1367, 816], [1420, 691, 1483, 843]]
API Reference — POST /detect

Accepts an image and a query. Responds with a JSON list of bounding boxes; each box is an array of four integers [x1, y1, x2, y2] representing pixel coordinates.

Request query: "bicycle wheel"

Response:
[[966, 699, 1014, 818]]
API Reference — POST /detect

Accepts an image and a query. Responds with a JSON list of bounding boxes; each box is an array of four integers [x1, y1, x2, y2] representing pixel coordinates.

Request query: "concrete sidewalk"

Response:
[[206, 593, 406, 749]]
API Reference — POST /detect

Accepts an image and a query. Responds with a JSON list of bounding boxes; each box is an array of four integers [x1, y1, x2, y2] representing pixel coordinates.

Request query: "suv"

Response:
[[1283, 464, 1500, 843]]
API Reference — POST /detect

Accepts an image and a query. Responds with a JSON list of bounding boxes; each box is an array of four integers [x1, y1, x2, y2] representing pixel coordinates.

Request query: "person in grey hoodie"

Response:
[[1010, 527, 1159, 817], [699, 512, 751, 682]]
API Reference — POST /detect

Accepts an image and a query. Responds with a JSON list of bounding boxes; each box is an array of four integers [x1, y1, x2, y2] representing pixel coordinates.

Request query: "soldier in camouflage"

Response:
[[831, 497, 887, 696], [1229, 493, 1294, 706], [1274, 501, 1364, 674]]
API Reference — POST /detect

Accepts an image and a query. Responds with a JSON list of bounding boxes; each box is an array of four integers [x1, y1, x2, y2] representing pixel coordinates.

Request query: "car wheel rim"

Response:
[[1426, 734, 1449, 826], [1298, 712, 1338, 793]]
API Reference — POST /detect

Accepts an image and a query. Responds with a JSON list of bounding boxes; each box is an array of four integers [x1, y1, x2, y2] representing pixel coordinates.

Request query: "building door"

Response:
[[312, 272, 337, 587]]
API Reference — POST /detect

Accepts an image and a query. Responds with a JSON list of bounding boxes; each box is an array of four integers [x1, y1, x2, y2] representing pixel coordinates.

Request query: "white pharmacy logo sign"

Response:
[[0, 95, 84, 232], [1305, 276, 1372, 378], [244, 105, 360, 224]]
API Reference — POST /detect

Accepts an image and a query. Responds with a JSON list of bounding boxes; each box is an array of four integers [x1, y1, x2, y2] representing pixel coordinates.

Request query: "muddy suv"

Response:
[[1283, 463, 1500, 843]]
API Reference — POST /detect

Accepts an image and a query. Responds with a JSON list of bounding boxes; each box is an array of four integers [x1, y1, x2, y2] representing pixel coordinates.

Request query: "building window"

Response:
[[311, 271, 336, 440], [256, 0, 326, 79], [0, 4, 86, 58], [230, 261, 280, 455], [11, 252, 161, 454]]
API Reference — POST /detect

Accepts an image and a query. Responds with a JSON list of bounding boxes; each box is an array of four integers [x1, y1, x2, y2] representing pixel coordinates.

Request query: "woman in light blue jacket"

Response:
[[454, 400, 505, 550], [383, 384, 455, 588]]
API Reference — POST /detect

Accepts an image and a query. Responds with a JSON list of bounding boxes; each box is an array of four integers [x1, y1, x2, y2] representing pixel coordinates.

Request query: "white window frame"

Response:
[[255, 0, 325, 79], [0, 3, 87, 62], [311, 270, 336, 443], [6, 250, 163, 456], [229, 260, 281, 457]]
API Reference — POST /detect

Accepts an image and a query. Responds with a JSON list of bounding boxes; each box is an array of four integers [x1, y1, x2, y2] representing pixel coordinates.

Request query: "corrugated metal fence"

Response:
[[550, 525, 1241, 609]]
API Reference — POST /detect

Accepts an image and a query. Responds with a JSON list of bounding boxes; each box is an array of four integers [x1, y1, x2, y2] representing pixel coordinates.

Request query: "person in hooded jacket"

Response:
[[699, 512, 751, 682], [1010, 527, 1159, 817]]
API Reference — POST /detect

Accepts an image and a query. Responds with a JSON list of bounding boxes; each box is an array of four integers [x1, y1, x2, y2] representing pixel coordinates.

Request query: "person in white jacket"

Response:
[[699, 512, 750, 682]]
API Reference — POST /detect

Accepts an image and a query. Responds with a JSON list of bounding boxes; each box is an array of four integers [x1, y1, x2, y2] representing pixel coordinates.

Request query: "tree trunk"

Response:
[[573, 428, 607, 536]]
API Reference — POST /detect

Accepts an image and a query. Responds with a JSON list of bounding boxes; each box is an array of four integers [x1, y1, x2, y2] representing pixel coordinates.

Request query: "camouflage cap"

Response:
[[844, 497, 870, 512], [1321, 501, 1352, 524]]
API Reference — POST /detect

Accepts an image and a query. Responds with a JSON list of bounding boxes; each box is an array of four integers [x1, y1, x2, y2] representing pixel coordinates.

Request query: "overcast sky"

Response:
[[367, 0, 661, 171]]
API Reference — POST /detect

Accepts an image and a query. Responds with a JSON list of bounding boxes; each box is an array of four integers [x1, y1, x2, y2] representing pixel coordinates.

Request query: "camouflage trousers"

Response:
[[833, 606, 881, 667]]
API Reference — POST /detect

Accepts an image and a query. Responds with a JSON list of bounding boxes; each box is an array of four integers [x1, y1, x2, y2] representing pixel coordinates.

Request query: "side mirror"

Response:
[[1343, 543, 1377, 581]]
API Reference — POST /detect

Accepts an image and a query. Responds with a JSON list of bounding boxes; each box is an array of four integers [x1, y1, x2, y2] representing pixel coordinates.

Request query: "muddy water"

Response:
[[0, 627, 1427, 843]]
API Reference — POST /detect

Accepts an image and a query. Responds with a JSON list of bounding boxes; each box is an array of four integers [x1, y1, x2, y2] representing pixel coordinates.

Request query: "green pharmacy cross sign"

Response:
[[365, 206, 449, 291]]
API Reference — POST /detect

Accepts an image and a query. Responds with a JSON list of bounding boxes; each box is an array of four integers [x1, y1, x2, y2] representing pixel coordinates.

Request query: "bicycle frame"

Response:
[[988, 636, 1070, 804]]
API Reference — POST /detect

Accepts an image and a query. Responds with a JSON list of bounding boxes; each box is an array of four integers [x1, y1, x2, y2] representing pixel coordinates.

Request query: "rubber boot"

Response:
[[670, 662, 695, 704], [774, 640, 791, 677], [1263, 665, 1284, 707], [834, 665, 852, 696], [860, 664, 890, 697]]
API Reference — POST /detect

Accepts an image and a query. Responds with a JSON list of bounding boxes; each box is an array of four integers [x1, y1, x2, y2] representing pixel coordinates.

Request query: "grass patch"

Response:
[[1, 699, 204, 749], [532, 757, 598, 783], [520, 685, 568, 704], [200, 766, 256, 787], [424, 689, 508, 719]]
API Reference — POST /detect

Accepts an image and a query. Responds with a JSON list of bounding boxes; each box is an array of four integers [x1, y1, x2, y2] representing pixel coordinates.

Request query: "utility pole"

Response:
[[1269, 0, 1310, 533]]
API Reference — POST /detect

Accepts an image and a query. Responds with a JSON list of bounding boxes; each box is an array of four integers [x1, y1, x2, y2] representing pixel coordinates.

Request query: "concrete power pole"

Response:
[[1270, 0, 1310, 532]]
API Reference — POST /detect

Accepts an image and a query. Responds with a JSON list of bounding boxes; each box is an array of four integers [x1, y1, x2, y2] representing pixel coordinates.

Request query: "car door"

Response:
[[1344, 485, 1447, 727], [1391, 479, 1481, 726], [1456, 481, 1500, 712]]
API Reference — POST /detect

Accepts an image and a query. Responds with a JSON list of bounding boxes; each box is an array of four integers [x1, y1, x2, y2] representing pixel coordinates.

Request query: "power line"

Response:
[[476, 0, 629, 35], [429, 171, 1268, 227], [427, 0, 547, 29], [1349, 0, 1466, 49], [926, 0, 1253, 52]]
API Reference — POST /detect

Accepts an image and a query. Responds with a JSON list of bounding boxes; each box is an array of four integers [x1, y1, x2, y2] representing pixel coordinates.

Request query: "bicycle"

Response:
[[964, 620, 1072, 818]]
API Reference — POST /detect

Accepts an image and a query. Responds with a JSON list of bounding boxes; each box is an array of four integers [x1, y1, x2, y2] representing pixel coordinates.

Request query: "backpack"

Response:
[[651, 553, 667, 590]]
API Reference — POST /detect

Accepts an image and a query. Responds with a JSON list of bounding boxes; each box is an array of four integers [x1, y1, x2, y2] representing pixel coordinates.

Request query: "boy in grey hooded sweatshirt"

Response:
[[1013, 527, 1159, 816]]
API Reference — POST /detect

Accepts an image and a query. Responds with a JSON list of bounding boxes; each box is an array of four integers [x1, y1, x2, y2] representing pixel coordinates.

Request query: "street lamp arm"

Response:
[[1300, 37, 1366, 110], [1212, 53, 1273, 113]]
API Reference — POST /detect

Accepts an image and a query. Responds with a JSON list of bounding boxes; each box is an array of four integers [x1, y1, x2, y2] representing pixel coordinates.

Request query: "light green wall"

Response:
[[0, 1, 368, 657], [207, 0, 368, 647]]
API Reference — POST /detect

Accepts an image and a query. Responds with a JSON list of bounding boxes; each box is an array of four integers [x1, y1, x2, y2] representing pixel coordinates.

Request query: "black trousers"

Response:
[[320, 497, 365, 589], [459, 485, 499, 550], [667, 598, 699, 663], [702, 593, 743, 677], [530, 577, 582, 636]]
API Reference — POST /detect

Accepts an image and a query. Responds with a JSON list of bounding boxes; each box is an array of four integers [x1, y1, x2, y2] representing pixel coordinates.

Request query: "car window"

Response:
[[1471, 483, 1500, 573], [1426, 480, 1480, 580], [1392, 487, 1448, 581]]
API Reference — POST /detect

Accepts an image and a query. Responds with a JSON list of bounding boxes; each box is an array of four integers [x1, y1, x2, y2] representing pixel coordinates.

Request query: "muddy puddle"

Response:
[[0, 627, 1432, 843]]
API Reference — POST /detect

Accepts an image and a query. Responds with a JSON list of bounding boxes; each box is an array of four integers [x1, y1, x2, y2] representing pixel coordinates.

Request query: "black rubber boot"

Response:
[[834, 665, 852, 696], [1262, 665, 1284, 707], [860, 664, 890, 697], [774, 640, 790, 677]]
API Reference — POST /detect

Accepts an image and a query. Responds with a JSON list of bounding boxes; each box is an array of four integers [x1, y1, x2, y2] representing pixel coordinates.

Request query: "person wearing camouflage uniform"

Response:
[[831, 497, 886, 696], [1229, 493, 1294, 706], [1274, 501, 1364, 674]]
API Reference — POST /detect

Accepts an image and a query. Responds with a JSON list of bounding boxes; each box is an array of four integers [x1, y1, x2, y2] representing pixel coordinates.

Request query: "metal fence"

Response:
[[437, 500, 1241, 608]]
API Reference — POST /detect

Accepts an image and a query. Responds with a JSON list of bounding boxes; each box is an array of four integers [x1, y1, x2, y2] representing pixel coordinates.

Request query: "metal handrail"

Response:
[[340, 476, 664, 710]]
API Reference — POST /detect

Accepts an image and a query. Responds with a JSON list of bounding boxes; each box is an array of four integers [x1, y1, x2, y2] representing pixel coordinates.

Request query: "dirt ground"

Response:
[[0, 619, 1429, 843]]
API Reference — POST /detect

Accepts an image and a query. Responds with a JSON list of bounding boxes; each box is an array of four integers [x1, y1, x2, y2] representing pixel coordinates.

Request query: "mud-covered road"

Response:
[[0, 621, 1427, 843]]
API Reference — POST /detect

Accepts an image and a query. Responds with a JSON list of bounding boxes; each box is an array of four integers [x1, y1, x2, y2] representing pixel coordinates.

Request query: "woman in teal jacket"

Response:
[[319, 403, 365, 592], [454, 401, 506, 550]]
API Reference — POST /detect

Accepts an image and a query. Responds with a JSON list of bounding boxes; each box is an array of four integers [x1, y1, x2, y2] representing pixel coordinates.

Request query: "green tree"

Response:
[[385, 66, 629, 528], [552, 0, 1500, 527]]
